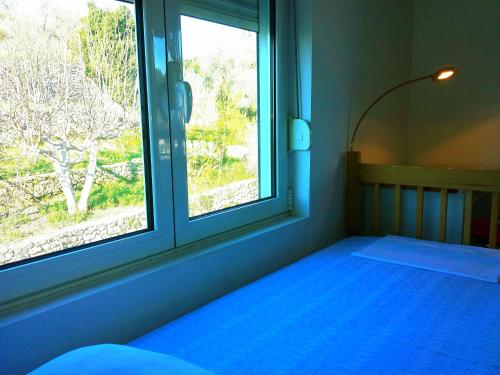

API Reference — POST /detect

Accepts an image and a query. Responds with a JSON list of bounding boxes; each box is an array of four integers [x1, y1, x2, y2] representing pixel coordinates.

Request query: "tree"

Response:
[[68, 3, 139, 211], [0, 4, 138, 214], [0, 0, 10, 40], [184, 51, 258, 189], [72, 2, 138, 108]]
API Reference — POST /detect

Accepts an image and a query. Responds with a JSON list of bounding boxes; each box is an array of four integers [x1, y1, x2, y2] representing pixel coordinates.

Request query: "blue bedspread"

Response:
[[130, 237, 500, 374]]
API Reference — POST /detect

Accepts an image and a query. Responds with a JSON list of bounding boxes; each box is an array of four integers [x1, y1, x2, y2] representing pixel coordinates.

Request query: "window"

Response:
[[171, 0, 285, 245], [0, 0, 155, 268], [0, 0, 287, 302], [182, 16, 266, 218]]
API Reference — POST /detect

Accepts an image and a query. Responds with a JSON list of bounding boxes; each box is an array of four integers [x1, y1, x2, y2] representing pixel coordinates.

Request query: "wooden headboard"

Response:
[[346, 151, 500, 249]]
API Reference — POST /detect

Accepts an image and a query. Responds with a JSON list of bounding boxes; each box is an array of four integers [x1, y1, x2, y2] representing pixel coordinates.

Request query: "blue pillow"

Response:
[[29, 344, 215, 375]]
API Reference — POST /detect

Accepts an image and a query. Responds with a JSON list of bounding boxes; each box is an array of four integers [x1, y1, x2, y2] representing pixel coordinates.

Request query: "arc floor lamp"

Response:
[[346, 66, 457, 234]]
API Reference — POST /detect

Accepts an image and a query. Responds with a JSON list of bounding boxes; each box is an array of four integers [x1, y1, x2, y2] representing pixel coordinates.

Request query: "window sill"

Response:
[[0, 212, 309, 316]]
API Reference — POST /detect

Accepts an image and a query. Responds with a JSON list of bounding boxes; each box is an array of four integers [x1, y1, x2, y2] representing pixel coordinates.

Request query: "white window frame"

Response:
[[168, 0, 288, 245]]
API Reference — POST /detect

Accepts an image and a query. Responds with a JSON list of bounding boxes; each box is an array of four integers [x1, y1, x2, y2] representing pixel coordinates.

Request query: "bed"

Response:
[[127, 236, 500, 374], [130, 155, 500, 374], [31, 243, 500, 375], [31, 153, 500, 374]]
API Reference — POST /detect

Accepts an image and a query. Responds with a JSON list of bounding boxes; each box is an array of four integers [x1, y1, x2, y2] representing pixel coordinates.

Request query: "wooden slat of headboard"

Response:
[[394, 184, 401, 235], [373, 183, 380, 235], [489, 193, 499, 249], [345, 152, 500, 246], [346, 151, 361, 235], [439, 188, 448, 242], [462, 191, 473, 245], [416, 186, 424, 239], [359, 164, 500, 191]]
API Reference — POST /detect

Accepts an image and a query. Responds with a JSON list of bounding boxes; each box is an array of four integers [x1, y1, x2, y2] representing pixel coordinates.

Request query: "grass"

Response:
[[0, 177, 145, 244], [0, 154, 54, 179], [0, 126, 256, 243], [0, 129, 143, 179], [39, 200, 92, 225], [36, 178, 145, 223], [97, 129, 143, 166], [0, 128, 145, 239], [188, 155, 255, 194], [88, 178, 145, 209]]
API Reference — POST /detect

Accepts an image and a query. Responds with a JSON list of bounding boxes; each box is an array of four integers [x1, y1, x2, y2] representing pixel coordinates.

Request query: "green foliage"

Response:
[[47, 209, 90, 225], [0, 129, 143, 179], [206, 56, 256, 146], [36, 177, 144, 225], [184, 58, 202, 75], [38, 199, 89, 225], [0, 10, 261, 235], [0, 174, 144, 242], [97, 129, 143, 165], [187, 155, 254, 194], [184, 53, 257, 195], [88, 178, 144, 210], [0, 149, 54, 178], [0, 129, 143, 199], [70, 2, 137, 107]]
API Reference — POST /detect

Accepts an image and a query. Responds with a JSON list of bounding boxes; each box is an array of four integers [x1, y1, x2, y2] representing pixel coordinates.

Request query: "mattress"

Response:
[[129, 237, 500, 374]]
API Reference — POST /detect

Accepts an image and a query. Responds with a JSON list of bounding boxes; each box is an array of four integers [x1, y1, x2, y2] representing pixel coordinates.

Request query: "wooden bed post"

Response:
[[489, 192, 499, 249], [462, 191, 473, 245], [346, 151, 361, 235]]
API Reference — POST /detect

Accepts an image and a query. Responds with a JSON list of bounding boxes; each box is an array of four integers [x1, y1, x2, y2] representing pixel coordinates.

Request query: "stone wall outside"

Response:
[[188, 179, 258, 217], [0, 178, 259, 266], [0, 207, 146, 266], [0, 160, 143, 216]]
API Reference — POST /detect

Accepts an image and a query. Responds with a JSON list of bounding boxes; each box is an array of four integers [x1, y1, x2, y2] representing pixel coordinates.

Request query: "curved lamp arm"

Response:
[[349, 74, 432, 151]]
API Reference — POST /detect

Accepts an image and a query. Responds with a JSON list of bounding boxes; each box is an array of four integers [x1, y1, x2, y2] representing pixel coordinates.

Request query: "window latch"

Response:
[[176, 80, 193, 124]]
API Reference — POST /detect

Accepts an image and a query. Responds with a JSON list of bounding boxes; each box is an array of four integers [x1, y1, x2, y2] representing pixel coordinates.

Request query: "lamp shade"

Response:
[[431, 67, 457, 81]]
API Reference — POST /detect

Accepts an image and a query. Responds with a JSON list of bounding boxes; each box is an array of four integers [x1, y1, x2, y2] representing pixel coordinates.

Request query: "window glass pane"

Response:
[[181, 15, 272, 218], [0, 0, 149, 267]]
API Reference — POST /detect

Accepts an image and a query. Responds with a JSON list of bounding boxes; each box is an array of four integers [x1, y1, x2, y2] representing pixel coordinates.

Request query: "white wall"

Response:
[[348, 0, 413, 165], [407, 0, 500, 169], [0, 1, 415, 373], [351, 0, 500, 170]]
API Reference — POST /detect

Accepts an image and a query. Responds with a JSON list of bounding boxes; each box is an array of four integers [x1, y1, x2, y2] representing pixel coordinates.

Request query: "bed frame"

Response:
[[346, 151, 500, 249]]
